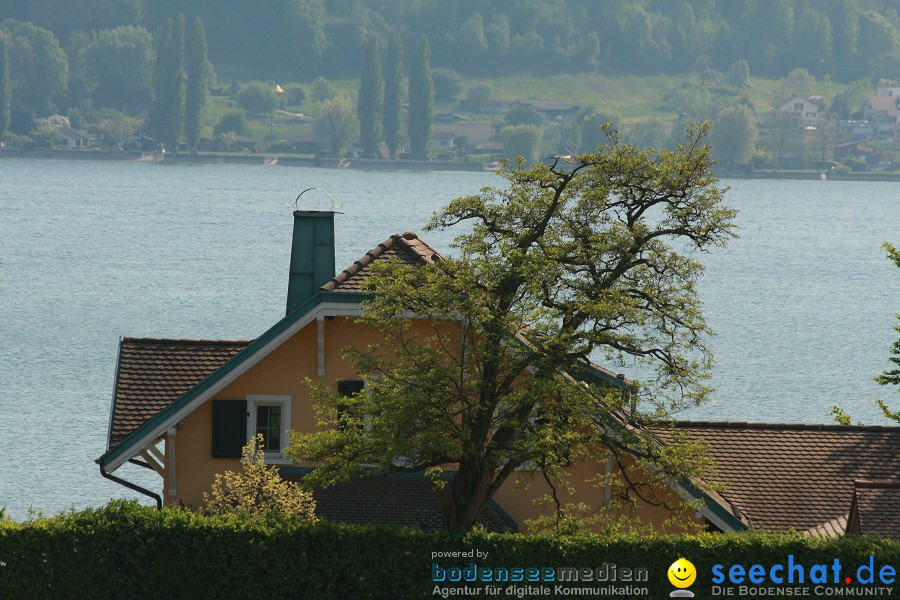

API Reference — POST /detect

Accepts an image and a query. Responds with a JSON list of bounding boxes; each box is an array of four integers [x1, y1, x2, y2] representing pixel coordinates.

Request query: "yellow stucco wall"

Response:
[[162, 313, 699, 532]]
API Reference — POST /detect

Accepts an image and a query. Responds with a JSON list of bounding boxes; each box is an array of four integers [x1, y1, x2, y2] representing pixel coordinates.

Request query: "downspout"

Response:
[[98, 461, 163, 510]]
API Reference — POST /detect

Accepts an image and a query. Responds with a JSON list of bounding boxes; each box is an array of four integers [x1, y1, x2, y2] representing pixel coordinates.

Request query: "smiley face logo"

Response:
[[668, 558, 696, 588]]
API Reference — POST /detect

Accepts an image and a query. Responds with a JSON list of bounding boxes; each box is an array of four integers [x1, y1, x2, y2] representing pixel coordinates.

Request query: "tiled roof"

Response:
[[108, 337, 251, 447], [866, 96, 899, 115], [321, 232, 444, 293], [848, 480, 900, 539], [655, 421, 900, 534], [284, 474, 517, 533]]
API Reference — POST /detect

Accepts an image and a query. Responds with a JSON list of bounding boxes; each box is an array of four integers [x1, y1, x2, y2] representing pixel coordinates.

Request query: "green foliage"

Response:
[[874, 243, 900, 423], [204, 435, 317, 519], [357, 36, 382, 158], [504, 104, 543, 128], [0, 19, 68, 113], [727, 60, 750, 91], [407, 35, 433, 160], [431, 68, 463, 101], [0, 38, 9, 139], [311, 76, 336, 105], [711, 105, 757, 166], [151, 14, 184, 152], [466, 82, 492, 111], [578, 110, 621, 152], [382, 33, 403, 159], [214, 109, 248, 137], [85, 25, 153, 109], [288, 124, 735, 532], [0, 501, 896, 599], [184, 16, 209, 153], [314, 95, 358, 156], [499, 124, 542, 163], [235, 80, 277, 114]]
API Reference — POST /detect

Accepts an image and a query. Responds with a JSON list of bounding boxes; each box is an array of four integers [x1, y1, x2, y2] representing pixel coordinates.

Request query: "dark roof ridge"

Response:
[[321, 231, 444, 292], [854, 479, 900, 489], [670, 420, 897, 432], [122, 337, 254, 346]]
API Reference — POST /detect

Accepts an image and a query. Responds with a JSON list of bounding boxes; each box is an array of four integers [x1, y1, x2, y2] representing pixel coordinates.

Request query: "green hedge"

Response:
[[0, 501, 896, 599]]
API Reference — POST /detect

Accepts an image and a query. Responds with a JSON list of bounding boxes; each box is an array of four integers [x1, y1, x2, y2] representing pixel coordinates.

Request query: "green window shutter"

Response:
[[212, 399, 247, 458], [337, 381, 365, 432], [338, 380, 365, 396]]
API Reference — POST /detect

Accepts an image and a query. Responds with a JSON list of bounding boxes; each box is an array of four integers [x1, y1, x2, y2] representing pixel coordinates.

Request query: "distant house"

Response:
[[433, 131, 455, 151], [778, 97, 818, 128], [434, 112, 468, 123], [877, 87, 900, 98], [471, 142, 503, 155], [863, 96, 900, 125], [58, 127, 91, 148], [292, 137, 323, 154], [837, 120, 878, 141], [834, 141, 877, 166], [513, 100, 580, 119]]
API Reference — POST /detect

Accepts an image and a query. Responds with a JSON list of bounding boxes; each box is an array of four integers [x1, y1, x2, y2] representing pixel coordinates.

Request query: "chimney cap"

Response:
[[295, 187, 343, 211]]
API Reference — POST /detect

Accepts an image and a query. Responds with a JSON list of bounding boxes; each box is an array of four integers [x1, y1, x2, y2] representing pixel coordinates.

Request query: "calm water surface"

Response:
[[1, 158, 898, 519]]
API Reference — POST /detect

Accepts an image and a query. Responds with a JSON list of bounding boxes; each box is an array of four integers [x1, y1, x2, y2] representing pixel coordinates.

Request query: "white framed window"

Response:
[[246, 395, 291, 464]]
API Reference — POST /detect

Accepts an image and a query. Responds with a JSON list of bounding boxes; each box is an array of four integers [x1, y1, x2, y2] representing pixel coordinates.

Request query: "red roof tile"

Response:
[[321, 232, 444, 293], [655, 421, 900, 534], [848, 479, 900, 539], [109, 337, 251, 447]]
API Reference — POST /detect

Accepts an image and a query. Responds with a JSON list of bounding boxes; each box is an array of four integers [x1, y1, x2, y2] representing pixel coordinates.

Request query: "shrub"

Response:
[[203, 435, 317, 520], [214, 109, 248, 137], [0, 502, 896, 599], [236, 81, 278, 114]]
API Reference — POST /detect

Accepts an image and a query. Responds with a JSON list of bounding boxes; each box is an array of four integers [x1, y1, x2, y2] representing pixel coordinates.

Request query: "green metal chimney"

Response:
[[286, 210, 335, 315]]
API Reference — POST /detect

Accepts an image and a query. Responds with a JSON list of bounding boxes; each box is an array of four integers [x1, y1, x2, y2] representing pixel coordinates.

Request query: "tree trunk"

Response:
[[444, 462, 494, 533]]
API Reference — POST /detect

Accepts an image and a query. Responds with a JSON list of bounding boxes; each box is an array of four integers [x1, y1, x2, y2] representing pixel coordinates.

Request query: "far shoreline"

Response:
[[4, 147, 900, 182]]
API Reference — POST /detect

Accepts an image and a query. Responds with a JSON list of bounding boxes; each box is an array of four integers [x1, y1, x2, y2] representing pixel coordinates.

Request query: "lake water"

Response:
[[1, 158, 898, 520]]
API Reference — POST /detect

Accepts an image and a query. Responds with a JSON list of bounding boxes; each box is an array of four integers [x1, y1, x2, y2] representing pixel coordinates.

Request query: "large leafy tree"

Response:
[[288, 124, 736, 533], [184, 16, 209, 155], [314, 95, 358, 156], [382, 33, 403, 159], [407, 35, 433, 160], [0, 20, 68, 114], [85, 25, 154, 109], [357, 36, 382, 158], [711, 104, 757, 166], [0, 38, 9, 140], [151, 14, 185, 153], [874, 244, 900, 422]]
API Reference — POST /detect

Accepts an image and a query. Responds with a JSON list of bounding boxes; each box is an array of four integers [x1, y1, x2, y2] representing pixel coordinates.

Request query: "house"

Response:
[[292, 137, 323, 154], [58, 127, 91, 148], [97, 212, 900, 537], [778, 96, 819, 128], [863, 96, 900, 126], [834, 141, 879, 167], [877, 87, 900, 99], [433, 131, 455, 151], [513, 100, 580, 120], [471, 142, 503, 155]]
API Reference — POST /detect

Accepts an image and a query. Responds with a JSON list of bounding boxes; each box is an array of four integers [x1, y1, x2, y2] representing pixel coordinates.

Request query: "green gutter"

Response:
[[99, 291, 369, 470]]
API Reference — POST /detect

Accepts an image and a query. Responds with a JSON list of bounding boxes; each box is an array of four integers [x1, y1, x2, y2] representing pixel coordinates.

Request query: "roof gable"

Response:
[[321, 232, 444, 293], [848, 479, 900, 539], [656, 421, 900, 534], [109, 338, 250, 447]]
